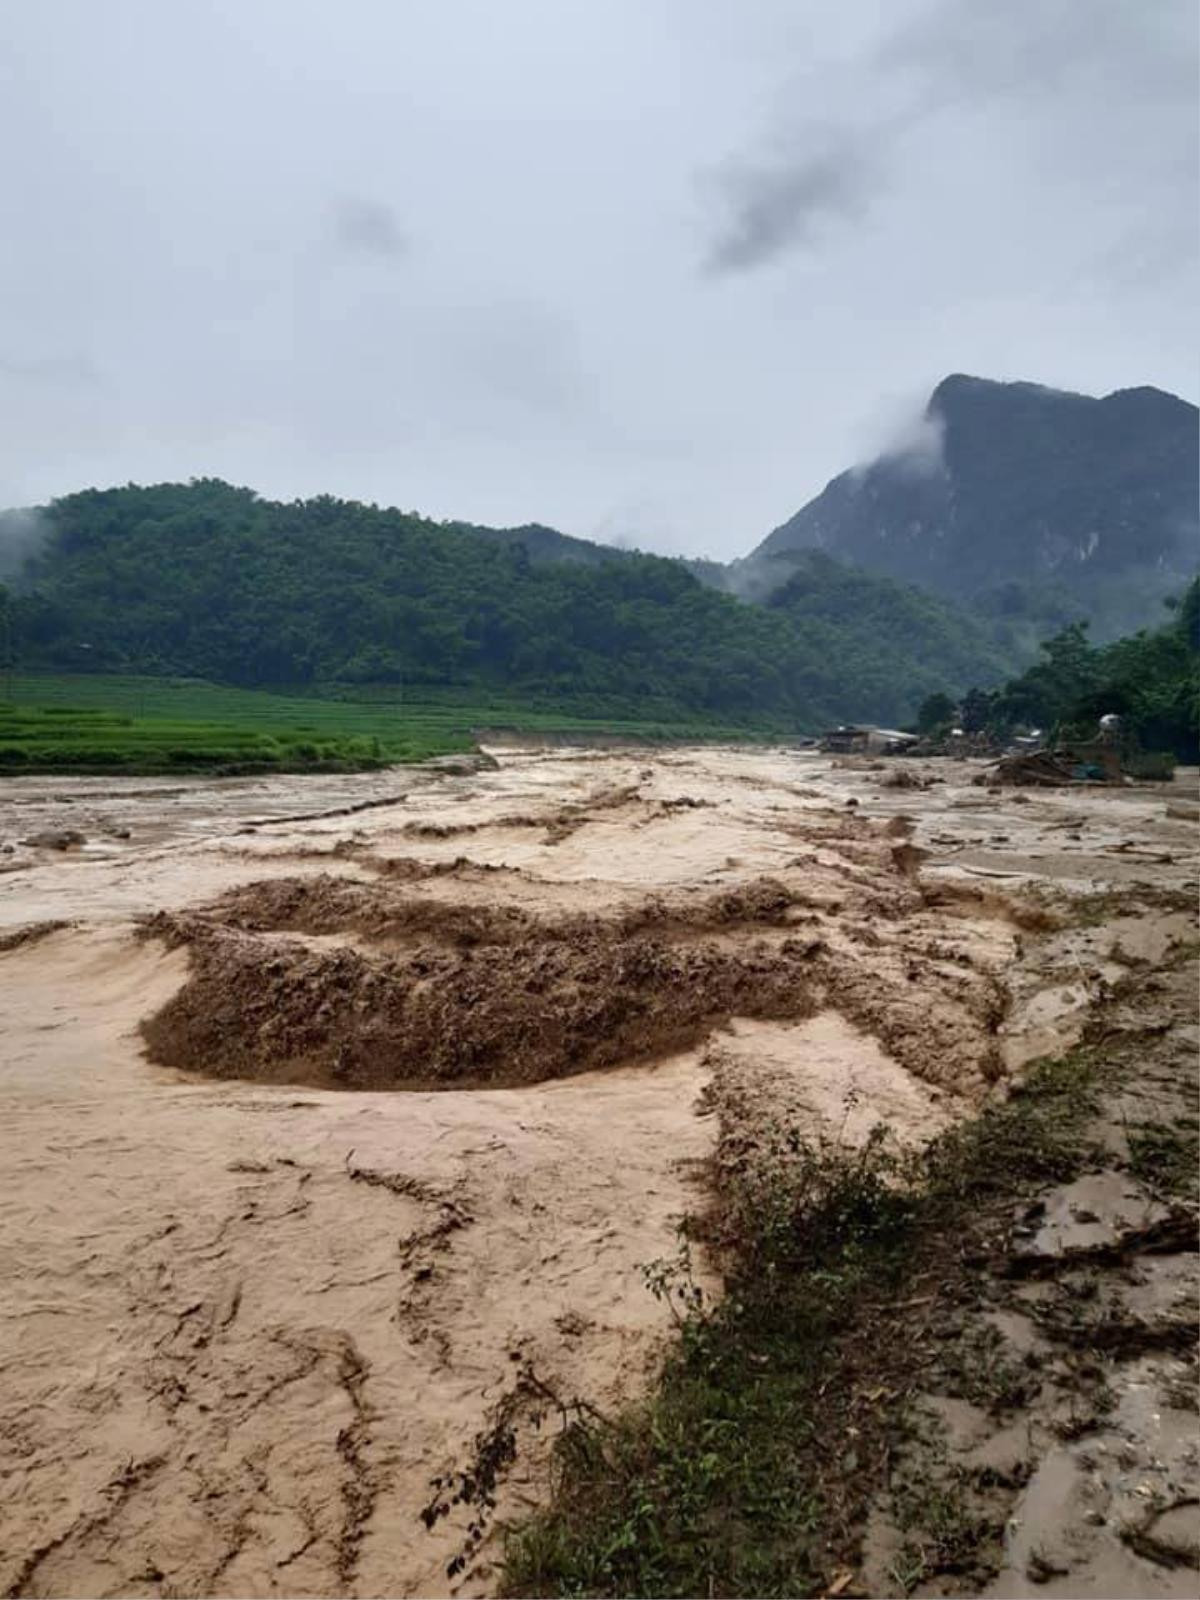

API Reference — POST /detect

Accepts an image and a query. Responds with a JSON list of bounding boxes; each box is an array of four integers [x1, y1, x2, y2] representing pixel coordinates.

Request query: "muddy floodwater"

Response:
[[1, 746, 1196, 1597]]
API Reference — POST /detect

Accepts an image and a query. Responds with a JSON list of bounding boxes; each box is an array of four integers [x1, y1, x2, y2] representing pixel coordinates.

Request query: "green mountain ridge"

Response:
[[1, 478, 1015, 730], [3, 372, 1193, 732]]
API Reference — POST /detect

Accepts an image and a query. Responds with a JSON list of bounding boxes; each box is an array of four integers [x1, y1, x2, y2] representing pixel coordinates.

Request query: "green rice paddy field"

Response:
[[0, 675, 779, 774]]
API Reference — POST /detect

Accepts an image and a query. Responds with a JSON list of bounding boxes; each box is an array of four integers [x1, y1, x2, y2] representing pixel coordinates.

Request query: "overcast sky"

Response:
[[2, 0, 1196, 557]]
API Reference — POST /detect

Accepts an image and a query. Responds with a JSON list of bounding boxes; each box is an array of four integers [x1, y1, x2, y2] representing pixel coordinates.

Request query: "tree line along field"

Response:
[[0, 675, 783, 774], [1, 479, 1018, 732]]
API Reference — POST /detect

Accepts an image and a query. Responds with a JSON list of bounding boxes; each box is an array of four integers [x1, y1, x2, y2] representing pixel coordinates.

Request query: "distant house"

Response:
[[820, 725, 919, 756]]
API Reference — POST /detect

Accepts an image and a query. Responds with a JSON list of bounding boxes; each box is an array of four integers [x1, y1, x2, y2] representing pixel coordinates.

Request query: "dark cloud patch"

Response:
[[704, 140, 876, 274], [702, 0, 1197, 277], [883, 0, 1196, 106], [332, 196, 407, 259]]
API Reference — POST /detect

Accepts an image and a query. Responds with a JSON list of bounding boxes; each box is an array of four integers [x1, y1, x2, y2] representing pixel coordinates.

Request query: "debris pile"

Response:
[[981, 743, 1126, 788]]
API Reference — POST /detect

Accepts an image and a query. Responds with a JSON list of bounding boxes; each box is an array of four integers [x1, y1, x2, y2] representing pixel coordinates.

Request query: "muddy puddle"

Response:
[[1, 748, 1196, 1597]]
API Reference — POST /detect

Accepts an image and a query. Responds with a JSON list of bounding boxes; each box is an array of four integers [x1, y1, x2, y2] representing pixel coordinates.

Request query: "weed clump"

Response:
[[506, 1128, 916, 1598], [1126, 1121, 1199, 1202], [503, 1049, 1109, 1598]]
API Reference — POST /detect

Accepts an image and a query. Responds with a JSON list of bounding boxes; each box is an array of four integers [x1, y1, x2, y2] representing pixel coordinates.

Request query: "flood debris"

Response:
[[981, 748, 1113, 787], [979, 736, 1179, 788], [881, 765, 934, 790], [20, 828, 87, 850]]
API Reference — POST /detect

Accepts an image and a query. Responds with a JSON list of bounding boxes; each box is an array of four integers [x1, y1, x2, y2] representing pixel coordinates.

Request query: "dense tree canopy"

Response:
[[970, 580, 1200, 759], [4, 479, 1023, 727], [765, 553, 1013, 723]]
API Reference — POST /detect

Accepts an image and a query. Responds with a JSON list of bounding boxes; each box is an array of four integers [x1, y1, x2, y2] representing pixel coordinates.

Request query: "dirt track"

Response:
[[1, 746, 1196, 1597]]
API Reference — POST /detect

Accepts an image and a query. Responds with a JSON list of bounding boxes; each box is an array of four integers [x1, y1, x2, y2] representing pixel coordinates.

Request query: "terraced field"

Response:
[[1, 675, 776, 773]]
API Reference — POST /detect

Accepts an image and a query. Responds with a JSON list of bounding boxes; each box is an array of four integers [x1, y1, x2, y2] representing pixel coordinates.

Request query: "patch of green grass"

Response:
[[926, 1049, 1106, 1202], [0, 673, 786, 775], [1122, 750, 1177, 781], [889, 1466, 1006, 1595], [931, 1323, 1039, 1416], [505, 1130, 918, 1598], [0, 699, 463, 774], [502, 1052, 1108, 1599]]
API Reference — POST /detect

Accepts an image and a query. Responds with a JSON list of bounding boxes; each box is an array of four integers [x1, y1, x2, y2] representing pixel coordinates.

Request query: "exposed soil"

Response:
[[0, 746, 1195, 1597], [858, 951, 1200, 1600]]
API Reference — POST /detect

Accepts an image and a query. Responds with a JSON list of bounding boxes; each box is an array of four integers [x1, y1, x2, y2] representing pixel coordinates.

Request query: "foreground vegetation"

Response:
[[502, 1015, 1178, 1598], [1, 478, 1016, 728], [0, 675, 783, 774]]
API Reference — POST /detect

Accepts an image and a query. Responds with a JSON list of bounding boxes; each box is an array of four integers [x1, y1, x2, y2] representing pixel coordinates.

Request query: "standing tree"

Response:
[[917, 691, 956, 734]]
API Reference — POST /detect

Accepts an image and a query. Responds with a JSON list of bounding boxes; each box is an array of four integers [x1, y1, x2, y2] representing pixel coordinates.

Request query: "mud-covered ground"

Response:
[[0, 746, 1196, 1597]]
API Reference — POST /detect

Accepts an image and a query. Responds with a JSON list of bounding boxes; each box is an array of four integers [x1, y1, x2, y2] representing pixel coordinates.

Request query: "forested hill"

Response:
[[449, 517, 636, 568], [1, 478, 1014, 728], [765, 553, 1019, 715], [740, 375, 1199, 638]]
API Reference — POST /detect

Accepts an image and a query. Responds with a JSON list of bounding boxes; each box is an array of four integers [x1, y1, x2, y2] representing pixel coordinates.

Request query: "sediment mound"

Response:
[[141, 916, 827, 1090], [198, 871, 818, 949], [205, 873, 535, 947], [139, 866, 1008, 1094]]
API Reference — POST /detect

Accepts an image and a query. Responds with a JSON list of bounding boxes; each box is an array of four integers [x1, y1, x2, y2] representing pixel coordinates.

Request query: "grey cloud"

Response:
[[703, 0, 1197, 276], [332, 196, 407, 259], [841, 389, 947, 483], [884, 0, 1196, 105], [0, 354, 100, 386], [0, 1, 1194, 556], [704, 142, 877, 274], [879, 410, 945, 478]]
